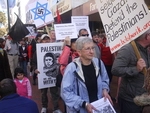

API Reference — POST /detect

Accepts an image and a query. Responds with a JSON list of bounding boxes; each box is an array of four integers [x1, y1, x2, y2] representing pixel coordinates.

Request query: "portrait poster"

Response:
[[54, 23, 78, 40], [36, 42, 63, 89], [71, 16, 92, 38], [95, 0, 150, 53]]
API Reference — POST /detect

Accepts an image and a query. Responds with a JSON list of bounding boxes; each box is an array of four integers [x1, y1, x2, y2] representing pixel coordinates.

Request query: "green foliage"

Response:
[[0, 11, 6, 25], [0, 28, 6, 37]]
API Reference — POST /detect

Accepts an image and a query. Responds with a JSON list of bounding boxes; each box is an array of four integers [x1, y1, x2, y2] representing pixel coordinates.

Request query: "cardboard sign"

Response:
[[36, 42, 63, 89], [95, 0, 150, 53], [54, 23, 78, 40]]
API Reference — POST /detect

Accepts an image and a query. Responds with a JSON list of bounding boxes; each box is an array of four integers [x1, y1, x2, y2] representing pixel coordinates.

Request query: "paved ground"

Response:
[[30, 76, 120, 113]]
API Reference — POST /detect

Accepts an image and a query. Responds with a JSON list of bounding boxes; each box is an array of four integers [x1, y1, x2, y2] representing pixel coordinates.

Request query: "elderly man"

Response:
[[111, 29, 150, 113], [61, 37, 112, 113]]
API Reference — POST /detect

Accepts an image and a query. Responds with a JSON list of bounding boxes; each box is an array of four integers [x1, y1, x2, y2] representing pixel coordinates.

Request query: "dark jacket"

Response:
[[19, 46, 29, 62], [0, 49, 12, 81], [112, 43, 150, 102], [0, 93, 39, 113]]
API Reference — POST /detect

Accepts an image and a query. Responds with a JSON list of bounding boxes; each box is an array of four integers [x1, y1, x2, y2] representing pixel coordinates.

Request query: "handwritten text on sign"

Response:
[[95, 0, 150, 53]]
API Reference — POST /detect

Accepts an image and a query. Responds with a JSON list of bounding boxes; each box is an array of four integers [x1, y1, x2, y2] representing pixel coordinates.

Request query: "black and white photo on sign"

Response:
[[36, 42, 63, 89]]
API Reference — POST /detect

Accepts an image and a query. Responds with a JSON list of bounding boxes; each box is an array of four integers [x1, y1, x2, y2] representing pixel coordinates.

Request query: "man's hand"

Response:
[[102, 89, 113, 106], [64, 36, 71, 46], [34, 69, 40, 74], [136, 58, 146, 72], [85, 103, 97, 113]]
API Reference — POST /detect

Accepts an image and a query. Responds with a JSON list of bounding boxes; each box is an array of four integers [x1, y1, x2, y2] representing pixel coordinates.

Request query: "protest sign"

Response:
[[95, 0, 150, 53], [71, 16, 92, 38], [36, 42, 63, 89], [27, 0, 54, 28], [54, 23, 78, 40], [91, 97, 116, 113]]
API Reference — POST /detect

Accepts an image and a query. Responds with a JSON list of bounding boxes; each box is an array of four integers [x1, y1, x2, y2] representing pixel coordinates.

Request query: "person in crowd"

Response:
[[4, 35, 19, 77], [61, 37, 112, 113], [14, 67, 32, 99], [78, 28, 89, 37], [0, 78, 39, 113], [99, 33, 114, 83], [31, 33, 42, 54], [50, 30, 56, 43], [111, 29, 150, 113], [92, 31, 101, 59], [19, 41, 28, 75], [0, 38, 12, 82], [31, 33, 42, 85], [32, 33, 62, 113], [27, 38, 33, 76], [58, 36, 79, 75]]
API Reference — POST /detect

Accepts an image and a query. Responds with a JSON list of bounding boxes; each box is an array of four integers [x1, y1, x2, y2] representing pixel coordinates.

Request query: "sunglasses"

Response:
[[81, 34, 89, 37]]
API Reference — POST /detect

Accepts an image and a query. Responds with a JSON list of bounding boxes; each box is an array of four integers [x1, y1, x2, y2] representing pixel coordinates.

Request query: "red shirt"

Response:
[[98, 43, 113, 65]]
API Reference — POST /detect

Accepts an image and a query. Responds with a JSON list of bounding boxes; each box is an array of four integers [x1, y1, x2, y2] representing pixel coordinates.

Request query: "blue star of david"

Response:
[[31, 2, 51, 22]]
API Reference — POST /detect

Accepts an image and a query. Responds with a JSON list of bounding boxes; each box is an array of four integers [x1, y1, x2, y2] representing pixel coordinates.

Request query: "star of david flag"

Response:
[[28, 0, 54, 28]]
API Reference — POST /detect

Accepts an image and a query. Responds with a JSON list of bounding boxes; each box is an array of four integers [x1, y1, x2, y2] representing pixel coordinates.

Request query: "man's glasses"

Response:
[[81, 34, 89, 37]]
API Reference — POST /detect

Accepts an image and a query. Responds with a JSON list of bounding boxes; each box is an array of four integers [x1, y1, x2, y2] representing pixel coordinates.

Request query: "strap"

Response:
[[98, 58, 101, 75]]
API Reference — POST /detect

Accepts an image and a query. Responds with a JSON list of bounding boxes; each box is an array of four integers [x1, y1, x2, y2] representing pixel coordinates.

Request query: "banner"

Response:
[[95, 0, 150, 53], [54, 23, 78, 40], [25, 24, 37, 38], [71, 16, 92, 38], [26, 0, 54, 28], [8, 16, 30, 42], [36, 42, 63, 89]]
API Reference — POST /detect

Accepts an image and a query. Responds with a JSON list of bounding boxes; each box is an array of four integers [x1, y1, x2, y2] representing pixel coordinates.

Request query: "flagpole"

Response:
[[7, 0, 11, 31]]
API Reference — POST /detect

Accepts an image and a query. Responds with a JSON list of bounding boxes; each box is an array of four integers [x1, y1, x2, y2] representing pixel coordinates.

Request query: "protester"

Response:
[[0, 38, 12, 81], [61, 37, 112, 113], [99, 33, 114, 83], [111, 29, 150, 113], [14, 67, 32, 99], [92, 31, 101, 59], [4, 36, 19, 77], [78, 28, 89, 37], [32, 33, 62, 113], [0, 78, 39, 113], [19, 40, 28, 75], [50, 30, 56, 43], [31, 33, 42, 85], [58, 36, 79, 75]]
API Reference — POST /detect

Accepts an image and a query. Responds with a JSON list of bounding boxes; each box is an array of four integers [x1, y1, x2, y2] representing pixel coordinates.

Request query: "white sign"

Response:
[[36, 42, 63, 89], [95, 0, 150, 53], [27, 0, 54, 28], [91, 98, 116, 113], [54, 23, 78, 40], [71, 16, 92, 38]]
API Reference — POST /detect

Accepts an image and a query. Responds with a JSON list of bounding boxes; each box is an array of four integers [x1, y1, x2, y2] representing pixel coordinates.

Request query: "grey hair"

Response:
[[76, 37, 93, 50]]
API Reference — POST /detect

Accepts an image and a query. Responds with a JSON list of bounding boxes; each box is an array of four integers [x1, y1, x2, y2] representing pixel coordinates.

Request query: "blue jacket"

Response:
[[0, 94, 39, 113], [61, 57, 109, 113]]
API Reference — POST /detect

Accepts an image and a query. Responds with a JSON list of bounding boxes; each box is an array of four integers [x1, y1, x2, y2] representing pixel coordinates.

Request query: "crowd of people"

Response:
[[0, 27, 150, 113]]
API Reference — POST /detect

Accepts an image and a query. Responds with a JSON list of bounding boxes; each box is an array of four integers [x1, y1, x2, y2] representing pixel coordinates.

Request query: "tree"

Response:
[[0, 11, 7, 37], [0, 11, 6, 24]]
